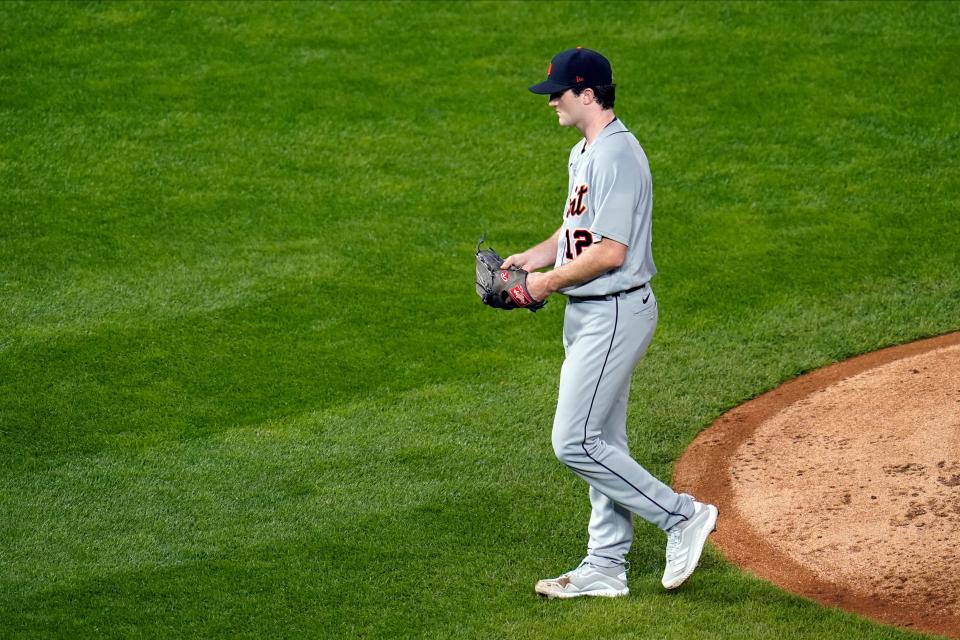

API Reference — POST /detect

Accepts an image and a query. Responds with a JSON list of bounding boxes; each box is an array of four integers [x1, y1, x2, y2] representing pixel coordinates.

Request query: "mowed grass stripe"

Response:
[[0, 385, 932, 640], [1, 1, 958, 638]]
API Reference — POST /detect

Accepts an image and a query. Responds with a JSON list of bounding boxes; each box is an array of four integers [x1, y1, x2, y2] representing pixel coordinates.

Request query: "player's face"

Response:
[[549, 89, 580, 127]]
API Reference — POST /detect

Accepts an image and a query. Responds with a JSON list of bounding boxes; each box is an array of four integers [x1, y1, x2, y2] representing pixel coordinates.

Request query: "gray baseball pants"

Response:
[[553, 285, 695, 568]]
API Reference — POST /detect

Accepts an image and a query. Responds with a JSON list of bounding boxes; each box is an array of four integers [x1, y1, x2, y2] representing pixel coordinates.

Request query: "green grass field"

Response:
[[2, 1, 959, 638]]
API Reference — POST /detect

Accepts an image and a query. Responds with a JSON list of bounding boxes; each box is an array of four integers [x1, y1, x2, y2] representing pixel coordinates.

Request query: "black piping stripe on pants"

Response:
[[578, 296, 690, 527]]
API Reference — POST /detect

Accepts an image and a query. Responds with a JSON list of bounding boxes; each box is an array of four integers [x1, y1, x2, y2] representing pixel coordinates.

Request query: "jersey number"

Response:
[[564, 229, 593, 260]]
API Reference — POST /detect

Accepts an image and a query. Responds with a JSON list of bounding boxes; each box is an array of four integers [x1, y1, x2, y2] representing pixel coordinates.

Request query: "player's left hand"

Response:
[[525, 272, 552, 302]]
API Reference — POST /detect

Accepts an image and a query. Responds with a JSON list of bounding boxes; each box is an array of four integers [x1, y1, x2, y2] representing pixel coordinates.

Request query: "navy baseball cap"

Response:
[[528, 47, 613, 94]]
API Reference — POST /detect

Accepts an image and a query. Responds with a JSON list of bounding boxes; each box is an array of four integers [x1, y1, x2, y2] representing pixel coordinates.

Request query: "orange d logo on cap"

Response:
[[528, 47, 613, 95]]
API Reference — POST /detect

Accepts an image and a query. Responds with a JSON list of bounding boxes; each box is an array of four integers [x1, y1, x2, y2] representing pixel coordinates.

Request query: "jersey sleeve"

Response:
[[588, 144, 645, 246]]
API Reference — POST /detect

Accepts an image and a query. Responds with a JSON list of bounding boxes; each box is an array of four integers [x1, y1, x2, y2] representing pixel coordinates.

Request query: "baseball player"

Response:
[[503, 48, 719, 598]]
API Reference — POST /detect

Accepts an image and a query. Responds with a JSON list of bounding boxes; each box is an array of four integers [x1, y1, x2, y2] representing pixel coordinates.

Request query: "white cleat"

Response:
[[535, 562, 629, 599], [661, 501, 719, 590]]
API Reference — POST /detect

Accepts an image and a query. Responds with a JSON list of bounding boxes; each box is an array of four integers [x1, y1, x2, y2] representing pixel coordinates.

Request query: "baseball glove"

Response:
[[475, 235, 546, 312]]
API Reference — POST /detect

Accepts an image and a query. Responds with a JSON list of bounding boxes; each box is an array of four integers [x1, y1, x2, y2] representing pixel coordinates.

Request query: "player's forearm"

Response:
[[542, 240, 624, 293], [525, 228, 561, 271], [504, 227, 561, 272]]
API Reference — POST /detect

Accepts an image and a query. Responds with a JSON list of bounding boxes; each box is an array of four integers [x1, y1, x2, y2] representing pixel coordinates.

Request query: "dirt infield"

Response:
[[674, 332, 960, 639]]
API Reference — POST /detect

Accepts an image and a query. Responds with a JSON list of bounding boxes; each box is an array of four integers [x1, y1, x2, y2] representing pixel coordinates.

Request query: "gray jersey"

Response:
[[555, 118, 656, 297]]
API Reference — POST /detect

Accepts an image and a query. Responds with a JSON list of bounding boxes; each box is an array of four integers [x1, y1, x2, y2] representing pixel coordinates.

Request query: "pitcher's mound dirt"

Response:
[[675, 332, 960, 639]]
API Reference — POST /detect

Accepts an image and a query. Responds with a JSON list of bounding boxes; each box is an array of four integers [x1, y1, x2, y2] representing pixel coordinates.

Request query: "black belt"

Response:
[[567, 283, 647, 303]]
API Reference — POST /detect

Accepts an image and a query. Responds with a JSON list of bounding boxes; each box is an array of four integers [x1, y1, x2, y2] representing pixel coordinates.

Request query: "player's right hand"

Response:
[[500, 253, 528, 270]]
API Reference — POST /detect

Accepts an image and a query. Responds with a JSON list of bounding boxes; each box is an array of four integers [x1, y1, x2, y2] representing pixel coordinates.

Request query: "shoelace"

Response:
[[560, 560, 631, 577], [665, 529, 682, 562], [569, 561, 628, 578]]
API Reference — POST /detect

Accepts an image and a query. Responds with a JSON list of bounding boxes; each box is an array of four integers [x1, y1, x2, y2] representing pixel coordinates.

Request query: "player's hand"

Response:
[[500, 253, 522, 269], [525, 271, 553, 302], [501, 253, 534, 271]]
